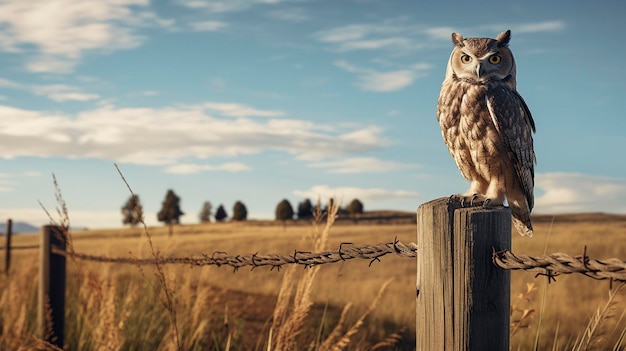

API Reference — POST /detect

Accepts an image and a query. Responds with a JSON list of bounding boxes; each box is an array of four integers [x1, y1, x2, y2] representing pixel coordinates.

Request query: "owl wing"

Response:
[[486, 86, 536, 209]]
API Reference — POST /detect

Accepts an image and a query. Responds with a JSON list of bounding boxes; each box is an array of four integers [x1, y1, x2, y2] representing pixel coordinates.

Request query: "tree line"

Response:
[[121, 189, 364, 227]]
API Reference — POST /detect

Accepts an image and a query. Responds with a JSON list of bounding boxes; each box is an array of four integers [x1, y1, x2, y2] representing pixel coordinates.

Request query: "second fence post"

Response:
[[416, 197, 511, 351], [4, 218, 11, 274], [38, 225, 66, 348]]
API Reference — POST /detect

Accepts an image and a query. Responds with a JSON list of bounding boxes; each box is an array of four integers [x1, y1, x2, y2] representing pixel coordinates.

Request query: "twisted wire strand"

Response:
[[46, 242, 626, 282], [51, 240, 418, 271], [493, 250, 626, 283]]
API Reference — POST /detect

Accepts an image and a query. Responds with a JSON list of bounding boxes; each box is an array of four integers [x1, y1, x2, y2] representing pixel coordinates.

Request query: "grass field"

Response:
[[1, 210, 625, 350]]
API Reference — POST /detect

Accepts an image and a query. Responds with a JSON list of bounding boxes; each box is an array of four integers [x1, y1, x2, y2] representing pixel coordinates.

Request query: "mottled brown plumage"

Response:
[[437, 30, 536, 236]]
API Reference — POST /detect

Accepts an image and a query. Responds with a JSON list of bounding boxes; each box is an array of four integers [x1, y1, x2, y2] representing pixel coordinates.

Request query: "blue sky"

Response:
[[1, 0, 625, 229]]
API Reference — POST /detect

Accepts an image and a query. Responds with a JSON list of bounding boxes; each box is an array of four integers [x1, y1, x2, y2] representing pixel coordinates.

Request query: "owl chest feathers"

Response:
[[438, 79, 513, 181]]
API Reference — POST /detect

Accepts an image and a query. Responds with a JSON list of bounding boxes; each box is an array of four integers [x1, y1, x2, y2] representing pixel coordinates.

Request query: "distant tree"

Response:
[[157, 189, 184, 236], [324, 197, 348, 216], [275, 199, 294, 221], [121, 194, 143, 227], [199, 201, 212, 223], [346, 199, 364, 216], [297, 198, 314, 220], [232, 201, 248, 221], [215, 204, 228, 222]]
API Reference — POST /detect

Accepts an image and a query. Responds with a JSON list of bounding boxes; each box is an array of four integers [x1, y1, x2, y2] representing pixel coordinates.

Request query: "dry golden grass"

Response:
[[1, 211, 626, 350]]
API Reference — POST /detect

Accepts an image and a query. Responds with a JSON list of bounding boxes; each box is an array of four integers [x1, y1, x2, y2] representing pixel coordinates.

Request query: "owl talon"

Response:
[[482, 199, 491, 208], [469, 194, 479, 206]]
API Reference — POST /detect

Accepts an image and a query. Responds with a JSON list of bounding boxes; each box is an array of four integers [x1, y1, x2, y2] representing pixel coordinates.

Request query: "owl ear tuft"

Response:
[[496, 30, 511, 47], [451, 32, 464, 47]]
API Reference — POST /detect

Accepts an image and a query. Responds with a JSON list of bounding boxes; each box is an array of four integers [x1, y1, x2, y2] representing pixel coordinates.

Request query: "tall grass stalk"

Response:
[[270, 199, 338, 350], [115, 163, 182, 350], [573, 283, 624, 351]]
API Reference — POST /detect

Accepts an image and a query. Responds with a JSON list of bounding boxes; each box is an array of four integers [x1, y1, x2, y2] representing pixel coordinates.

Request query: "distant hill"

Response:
[[0, 222, 39, 234]]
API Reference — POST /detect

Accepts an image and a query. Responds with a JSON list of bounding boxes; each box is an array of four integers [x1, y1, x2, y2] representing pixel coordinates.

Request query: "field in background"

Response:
[[2, 212, 626, 350]]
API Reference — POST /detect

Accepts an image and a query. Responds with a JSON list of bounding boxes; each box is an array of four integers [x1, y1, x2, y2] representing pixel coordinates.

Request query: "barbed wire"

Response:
[[493, 250, 626, 283], [41, 241, 626, 283], [51, 240, 418, 271]]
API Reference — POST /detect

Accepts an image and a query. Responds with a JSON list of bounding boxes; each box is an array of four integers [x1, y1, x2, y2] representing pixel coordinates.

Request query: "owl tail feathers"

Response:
[[512, 212, 533, 237]]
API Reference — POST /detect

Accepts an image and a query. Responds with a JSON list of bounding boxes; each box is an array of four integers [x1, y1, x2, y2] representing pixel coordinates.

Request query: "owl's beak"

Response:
[[475, 64, 482, 78]]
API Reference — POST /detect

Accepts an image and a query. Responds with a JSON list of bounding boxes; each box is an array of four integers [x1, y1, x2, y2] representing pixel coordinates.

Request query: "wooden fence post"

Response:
[[416, 197, 511, 351], [4, 218, 11, 274], [38, 225, 66, 348]]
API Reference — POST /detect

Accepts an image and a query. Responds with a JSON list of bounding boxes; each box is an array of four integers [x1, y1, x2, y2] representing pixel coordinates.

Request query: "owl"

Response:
[[437, 30, 536, 236]]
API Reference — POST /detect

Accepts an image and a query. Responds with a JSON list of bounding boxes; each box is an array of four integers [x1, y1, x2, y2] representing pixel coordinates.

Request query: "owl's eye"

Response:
[[489, 55, 502, 64], [460, 54, 472, 63]]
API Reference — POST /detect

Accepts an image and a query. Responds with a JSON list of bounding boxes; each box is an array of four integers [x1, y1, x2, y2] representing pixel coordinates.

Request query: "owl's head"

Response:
[[446, 30, 515, 84]]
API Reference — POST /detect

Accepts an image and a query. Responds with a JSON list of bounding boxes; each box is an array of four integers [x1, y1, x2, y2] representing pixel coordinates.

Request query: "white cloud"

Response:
[[309, 157, 418, 174], [164, 162, 251, 174], [0, 102, 385, 166], [0, 78, 22, 89], [202, 102, 285, 118], [334, 60, 431, 92], [294, 185, 420, 203], [0, 78, 99, 102], [359, 70, 415, 92], [535, 172, 626, 214], [0, 171, 42, 192], [32, 84, 100, 102], [190, 20, 227, 31], [266, 8, 309, 22], [0, 173, 14, 191], [337, 37, 412, 51], [314, 23, 416, 52], [315, 25, 369, 43], [425, 26, 458, 41], [510, 21, 565, 34], [0, 0, 170, 73], [315, 20, 565, 53], [26, 56, 80, 74], [178, 0, 283, 13]]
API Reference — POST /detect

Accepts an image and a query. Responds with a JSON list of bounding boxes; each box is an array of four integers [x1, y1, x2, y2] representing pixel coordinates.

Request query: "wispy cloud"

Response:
[[0, 171, 41, 192], [202, 102, 285, 118], [309, 157, 418, 174], [0, 173, 14, 192], [425, 26, 459, 41], [432, 21, 566, 41], [535, 172, 626, 214], [294, 185, 419, 203], [190, 20, 227, 31], [178, 0, 284, 13], [0, 78, 99, 102], [314, 20, 565, 53], [32, 84, 100, 102], [164, 162, 251, 174], [313, 23, 417, 52], [266, 7, 309, 22], [0, 101, 386, 166], [509, 21, 565, 34], [334, 60, 431, 92], [0, 0, 172, 73]]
